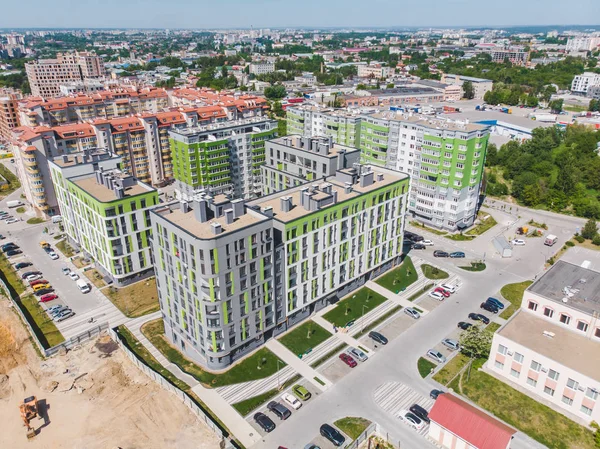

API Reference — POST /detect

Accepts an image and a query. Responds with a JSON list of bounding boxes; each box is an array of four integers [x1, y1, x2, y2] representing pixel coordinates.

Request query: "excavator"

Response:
[[19, 396, 39, 439]]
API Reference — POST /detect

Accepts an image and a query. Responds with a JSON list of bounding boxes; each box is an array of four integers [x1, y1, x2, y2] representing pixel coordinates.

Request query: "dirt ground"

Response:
[[0, 299, 221, 449]]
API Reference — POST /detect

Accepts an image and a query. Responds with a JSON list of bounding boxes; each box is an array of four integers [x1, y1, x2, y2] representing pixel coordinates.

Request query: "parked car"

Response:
[[411, 234, 424, 242], [22, 271, 41, 279], [282, 393, 302, 410], [304, 445, 321, 449], [47, 305, 65, 314], [404, 307, 421, 319], [33, 283, 51, 292], [433, 250, 449, 257], [292, 385, 311, 401], [26, 274, 42, 282], [14, 262, 32, 270], [398, 409, 425, 430], [469, 313, 490, 324], [320, 424, 345, 447], [421, 239, 434, 246], [43, 246, 53, 253], [34, 288, 54, 297], [404, 231, 417, 241], [0, 234, 5, 239], [348, 347, 368, 362], [48, 252, 59, 260], [480, 302, 499, 314], [2, 245, 18, 252], [457, 321, 473, 330], [440, 283, 456, 294], [411, 243, 426, 250], [450, 251, 466, 258], [62, 267, 71, 275], [430, 389, 444, 400], [512, 239, 526, 246], [55, 310, 75, 322], [6, 249, 22, 256], [29, 279, 49, 287], [69, 272, 80, 281], [339, 353, 357, 368], [442, 338, 460, 351], [428, 290, 445, 301], [426, 349, 447, 364], [434, 287, 450, 297], [486, 297, 505, 310], [368, 331, 388, 345], [1, 242, 15, 250], [267, 401, 291, 420], [253, 412, 275, 432], [409, 404, 430, 423], [5, 218, 19, 224], [39, 293, 58, 303]]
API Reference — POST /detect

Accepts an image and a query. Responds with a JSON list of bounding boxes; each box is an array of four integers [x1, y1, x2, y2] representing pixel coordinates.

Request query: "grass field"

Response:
[[105, 277, 160, 318], [487, 322, 501, 333], [375, 257, 418, 293], [278, 320, 332, 357], [500, 281, 533, 319], [459, 262, 487, 272], [354, 305, 402, 338], [334, 417, 372, 440], [445, 233, 475, 241], [322, 287, 387, 327], [417, 357, 436, 378], [232, 389, 280, 416], [84, 268, 107, 289], [141, 318, 286, 387], [26, 217, 45, 225], [0, 164, 21, 197], [421, 264, 449, 280], [466, 214, 498, 236], [56, 239, 75, 257], [0, 253, 26, 295], [433, 353, 470, 386], [20, 294, 65, 347], [310, 343, 348, 368]]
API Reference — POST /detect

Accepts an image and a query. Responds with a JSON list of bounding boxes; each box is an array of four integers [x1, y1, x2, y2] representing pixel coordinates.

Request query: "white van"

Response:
[[544, 234, 558, 246], [52, 215, 63, 223], [76, 279, 91, 293]]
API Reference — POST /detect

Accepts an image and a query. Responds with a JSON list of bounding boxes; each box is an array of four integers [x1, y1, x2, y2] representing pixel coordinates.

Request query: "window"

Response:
[[548, 369, 560, 381], [495, 360, 504, 369], [560, 314, 571, 325], [543, 307, 554, 318], [530, 360, 542, 372], [498, 344, 508, 355], [510, 368, 520, 378], [567, 378, 579, 390], [544, 386, 555, 396], [528, 301, 538, 311], [527, 377, 537, 387], [586, 388, 599, 401], [581, 405, 593, 416], [514, 352, 524, 364], [596, 328, 600, 338], [562, 395, 574, 406], [577, 321, 589, 332]]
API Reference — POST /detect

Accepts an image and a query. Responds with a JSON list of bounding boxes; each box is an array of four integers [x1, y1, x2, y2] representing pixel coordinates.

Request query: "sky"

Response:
[[1, 0, 599, 29]]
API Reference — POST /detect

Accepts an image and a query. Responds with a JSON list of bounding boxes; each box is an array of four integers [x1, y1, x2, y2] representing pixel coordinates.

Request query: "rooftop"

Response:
[[270, 135, 360, 158], [367, 112, 487, 133], [52, 150, 114, 168], [528, 260, 600, 316], [71, 171, 152, 202], [169, 116, 276, 139], [499, 310, 600, 383]]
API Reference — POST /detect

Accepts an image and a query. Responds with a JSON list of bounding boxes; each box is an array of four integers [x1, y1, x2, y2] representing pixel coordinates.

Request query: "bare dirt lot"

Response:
[[0, 298, 221, 449]]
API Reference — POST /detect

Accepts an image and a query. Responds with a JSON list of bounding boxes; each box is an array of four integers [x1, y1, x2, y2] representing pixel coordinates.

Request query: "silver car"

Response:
[[427, 349, 447, 364], [348, 347, 368, 362], [442, 338, 460, 351], [404, 307, 421, 319]]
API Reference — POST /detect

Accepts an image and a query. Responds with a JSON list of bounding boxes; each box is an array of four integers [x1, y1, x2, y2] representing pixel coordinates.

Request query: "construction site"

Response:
[[0, 298, 222, 449]]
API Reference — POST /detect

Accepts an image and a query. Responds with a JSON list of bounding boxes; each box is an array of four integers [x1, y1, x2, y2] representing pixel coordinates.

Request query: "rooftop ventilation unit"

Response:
[[543, 331, 555, 338]]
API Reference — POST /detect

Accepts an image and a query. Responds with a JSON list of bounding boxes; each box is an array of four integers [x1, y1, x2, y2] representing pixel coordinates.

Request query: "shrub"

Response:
[[575, 235, 585, 243], [565, 241, 575, 247], [593, 236, 600, 246]]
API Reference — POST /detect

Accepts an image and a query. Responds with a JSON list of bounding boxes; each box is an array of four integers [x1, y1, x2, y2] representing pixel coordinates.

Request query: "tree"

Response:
[[590, 99, 600, 112], [264, 84, 286, 100], [549, 99, 563, 113], [582, 218, 599, 240], [462, 81, 475, 99], [459, 326, 493, 360]]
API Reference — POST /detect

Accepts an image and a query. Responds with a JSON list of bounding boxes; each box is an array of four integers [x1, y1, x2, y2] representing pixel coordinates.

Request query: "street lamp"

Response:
[[361, 304, 368, 332], [276, 360, 284, 390]]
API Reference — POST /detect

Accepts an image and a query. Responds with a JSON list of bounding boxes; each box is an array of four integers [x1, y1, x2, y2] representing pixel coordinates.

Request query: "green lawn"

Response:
[[452, 359, 596, 449], [375, 257, 418, 293], [487, 322, 501, 333], [233, 389, 280, 416], [354, 305, 402, 338], [15, 207, 25, 213], [0, 253, 26, 295], [410, 221, 448, 235], [334, 417, 372, 440], [445, 233, 475, 241], [407, 283, 434, 302], [500, 281, 533, 319], [26, 217, 45, 225], [105, 277, 160, 318], [278, 320, 332, 357], [421, 264, 449, 280], [564, 105, 587, 112], [433, 353, 470, 386], [322, 287, 387, 327], [141, 319, 286, 387], [56, 239, 76, 258], [460, 262, 487, 272], [466, 214, 498, 236], [310, 343, 348, 368], [417, 357, 436, 378], [0, 164, 21, 196], [19, 295, 65, 347]]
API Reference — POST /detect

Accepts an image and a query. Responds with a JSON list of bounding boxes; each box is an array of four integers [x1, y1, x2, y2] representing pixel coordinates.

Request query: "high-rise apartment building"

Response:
[[25, 51, 106, 98], [150, 163, 409, 368], [169, 117, 278, 201], [0, 91, 21, 143], [287, 106, 361, 147], [49, 151, 158, 285], [571, 72, 600, 95]]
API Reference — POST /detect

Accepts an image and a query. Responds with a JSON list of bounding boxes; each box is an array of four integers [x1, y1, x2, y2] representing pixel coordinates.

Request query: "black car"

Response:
[[412, 243, 426, 250], [480, 302, 499, 314], [320, 424, 345, 447], [6, 249, 22, 257], [430, 389, 444, 400], [457, 321, 473, 330], [2, 245, 18, 253], [468, 313, 490, 325], [253, 412, 275, 432], [21, 271, 41, 279], [368, 331, 388, 345], [0, 234, 5, 240], [43, 246, 53, 253], [409, 404, 430, 423], [404, 231, 417, 241], [450, 251, 465, 258], [433, 250, 449, 257], [34, 288, 54, 297], [267, 401, 291, 420], [14, 262, 33, 270], [412, 234, 424, 242]]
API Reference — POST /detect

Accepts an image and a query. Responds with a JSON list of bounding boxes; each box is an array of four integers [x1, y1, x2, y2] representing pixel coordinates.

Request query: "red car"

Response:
[[434, 287, 450, 298], [39, 293, 58, 303], [29, 279, 49, 287], [339, 353, 357, 368]]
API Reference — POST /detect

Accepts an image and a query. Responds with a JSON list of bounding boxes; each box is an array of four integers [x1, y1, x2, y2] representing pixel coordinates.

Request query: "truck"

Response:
[[544, 234, 558, 246], [531, 113, 557, 123], [7, 200, 24, 208], [500, 107, 513, 114], [76, 279, 91, 293]]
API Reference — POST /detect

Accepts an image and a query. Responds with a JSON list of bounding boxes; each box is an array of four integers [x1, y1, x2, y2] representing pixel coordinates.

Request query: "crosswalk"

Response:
[[374, 381, 434, 436]]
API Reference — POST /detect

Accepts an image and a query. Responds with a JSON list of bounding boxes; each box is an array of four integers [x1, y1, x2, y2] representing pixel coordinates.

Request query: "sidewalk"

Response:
[[312, 315, 370, 352]]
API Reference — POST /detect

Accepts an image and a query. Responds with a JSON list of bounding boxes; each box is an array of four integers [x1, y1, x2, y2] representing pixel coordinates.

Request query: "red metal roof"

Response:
[[428, 394, 515, 449]]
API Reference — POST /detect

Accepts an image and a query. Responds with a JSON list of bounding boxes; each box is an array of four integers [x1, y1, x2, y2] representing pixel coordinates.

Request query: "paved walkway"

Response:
[[312, 315, 370, 350], [266, 339, 332, 391]]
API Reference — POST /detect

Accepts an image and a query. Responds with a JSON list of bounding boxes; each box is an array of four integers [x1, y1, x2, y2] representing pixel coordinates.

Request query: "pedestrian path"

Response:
[[374, 381, 434, 436], [312, 315, 370, 350]]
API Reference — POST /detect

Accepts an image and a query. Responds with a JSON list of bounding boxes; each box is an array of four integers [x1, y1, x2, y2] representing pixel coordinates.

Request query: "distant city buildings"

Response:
[[0, 90, 21, 143], [566, 36, 600, 52], [357, 63, 391, 79], [249, 62, 275, 75], [571, 72, 600, 96], [440, 74, 493, 100]]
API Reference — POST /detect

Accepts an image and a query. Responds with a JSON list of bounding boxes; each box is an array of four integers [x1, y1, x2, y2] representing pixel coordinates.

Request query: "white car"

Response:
[[26, 274, 42, 282], [69, 272, 80, 281], [282, 393, 302, 410], [5, 218, 19, 224], [440, 283, 456, 294], [512, 239, 526, 246], [348, 347, 368, 362], [428, 290, 445, 301], [398, 409, 425, 430], [404, 307, 421, 319], [48, 252, 59, 260], [421, 239, 434, 246]]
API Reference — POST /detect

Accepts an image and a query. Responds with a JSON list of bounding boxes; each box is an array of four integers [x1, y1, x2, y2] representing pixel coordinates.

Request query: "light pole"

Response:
[[361, 304, 368, 332], [276, 360, 284, 390]]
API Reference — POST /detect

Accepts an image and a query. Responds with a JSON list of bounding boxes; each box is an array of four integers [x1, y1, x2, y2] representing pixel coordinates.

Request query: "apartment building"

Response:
[[440, 74, 493, 100], [571, 72, 600, 95], [357, 64, 392, 79], [49, 151, 158, 285], [150, 163, 409, 368], [488, 261, 600, 425], [566, 37, 600, 52], [261, 135, 360, 195], [169, 87, 269, 119], [25, 51, 106, 98], [169, 117, 278, 201], [0, 91, 21, 143], [287, 106, 361, 147], [249, 62, 275, 75]]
